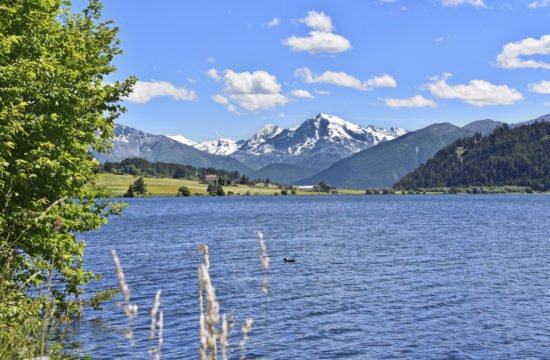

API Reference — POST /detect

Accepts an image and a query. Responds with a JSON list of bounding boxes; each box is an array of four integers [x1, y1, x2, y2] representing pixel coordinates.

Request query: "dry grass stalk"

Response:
[[156, 311, 164, 360], [111, 249, 138, 341], [149, 289, 163, 359], [197, 243, 222, 359], [149, 290, 162, 340], [239, 318, 253, 360], [258, 232, 269, 295], [198, 266, 208, 360], [197, 243, 210, 269]]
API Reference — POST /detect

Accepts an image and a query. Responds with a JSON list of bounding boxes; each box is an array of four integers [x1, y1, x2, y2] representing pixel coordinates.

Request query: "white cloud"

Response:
[[545, 102, 550, 106], [385, 95, 437, 108], [528, 0, 550, 8], [300, 10, 333, 32], [529, 80, 550, 94], [207, 57, 216, 63], [283, 31, 351, 54], [227, 104, 240, 114], [213, 69, 288, 111], [290, 89, 314, 98], [266, 17, 280, 27], [282, 11, 351, 54], [207, 68, 221, 81], [126, 81, 196, 103], [316, 90, 330, 95], [295, 67, 397, 91], [439, 0, 486, 7], [426, 73, 523, 106], [211, 94, 230, 105], [496, 35, 550, 69]]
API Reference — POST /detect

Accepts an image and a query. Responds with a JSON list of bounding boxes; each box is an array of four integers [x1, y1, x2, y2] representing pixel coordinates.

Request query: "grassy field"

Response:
[[95, 173, 365, 197]]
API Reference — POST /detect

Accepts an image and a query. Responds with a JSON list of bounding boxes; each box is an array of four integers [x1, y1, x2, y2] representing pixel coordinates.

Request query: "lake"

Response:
[[69, 195, 550, 359]]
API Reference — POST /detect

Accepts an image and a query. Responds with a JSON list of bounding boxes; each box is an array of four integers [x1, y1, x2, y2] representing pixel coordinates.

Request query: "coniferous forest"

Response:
[[395, 121, 550, 191]]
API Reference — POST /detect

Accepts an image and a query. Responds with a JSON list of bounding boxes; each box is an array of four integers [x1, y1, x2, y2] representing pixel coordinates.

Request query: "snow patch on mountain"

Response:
[[194, 139, 239, 156], [167, 135, 196, 147]]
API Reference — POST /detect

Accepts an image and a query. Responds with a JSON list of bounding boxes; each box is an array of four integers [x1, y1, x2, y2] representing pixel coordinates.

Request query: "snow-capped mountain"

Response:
[[231, 113, 407, 170], [160, 114, 406, 169]]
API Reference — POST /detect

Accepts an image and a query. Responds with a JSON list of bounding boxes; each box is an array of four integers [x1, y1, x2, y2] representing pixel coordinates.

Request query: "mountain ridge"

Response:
[[170, 113, 408, 170]]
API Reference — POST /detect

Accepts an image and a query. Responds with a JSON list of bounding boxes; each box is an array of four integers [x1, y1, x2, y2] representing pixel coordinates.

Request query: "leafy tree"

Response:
[[123, 185, 135, 198], [0, 0, 133, 355], [207, 184, 216, 195], [178, 185, 191, 197], [131, 176, 147, 195], [216, 185, 225, 196]]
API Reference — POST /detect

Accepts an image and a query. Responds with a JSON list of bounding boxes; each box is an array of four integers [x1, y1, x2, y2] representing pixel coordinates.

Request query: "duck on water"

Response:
[[283, 257, 295, 263]]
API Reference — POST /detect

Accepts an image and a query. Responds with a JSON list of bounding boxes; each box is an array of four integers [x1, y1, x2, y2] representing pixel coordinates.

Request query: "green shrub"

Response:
[[178, 186, 191, 197]]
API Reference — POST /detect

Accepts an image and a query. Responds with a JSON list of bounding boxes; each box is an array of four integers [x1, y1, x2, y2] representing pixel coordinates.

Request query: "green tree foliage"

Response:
[[131, 176, 147, 195], [207, 184, 216, 195], [123, 185, 135, 198], [102, 157, 242, 182], [177, 185, 191, 197], [395, 122, 550, 191], [0, 0, 133, 355]]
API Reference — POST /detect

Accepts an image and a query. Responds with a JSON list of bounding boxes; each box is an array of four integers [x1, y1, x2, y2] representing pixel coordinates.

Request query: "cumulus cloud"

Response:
[[385, 95, 437, 108], [207, 57, 216, 63], [439, 0, 486, 7], [207, 68, 221, 81], [211, 94, 230, 105], [126, 81, 196, 103], [282, 11, 351, 54], [528, 0, 550, 8], [300, 10, 333, 32], [496, 35, 550, 69], [295, 67, 396, 91], [290, 89, 314, 98], [212, 69, 288, 112], [529, 80, 550, 94], [266, 17, 280, 27], [283, 32, 351, 54], [316, 90, 330, 95], [425, 73, 523, 106]]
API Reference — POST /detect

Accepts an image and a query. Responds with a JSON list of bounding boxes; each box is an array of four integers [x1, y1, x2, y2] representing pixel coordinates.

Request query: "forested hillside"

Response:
[[395, 122, 550, 191]]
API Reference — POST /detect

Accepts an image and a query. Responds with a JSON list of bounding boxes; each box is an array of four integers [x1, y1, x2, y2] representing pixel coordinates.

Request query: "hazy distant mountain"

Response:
[[512, 114, 550, 127], [93, 125, 252, 174], [461, 119, 503, 135], [168, 113, 407, 170], [298, 122, 481, 189], [252, 163, 319, 184]]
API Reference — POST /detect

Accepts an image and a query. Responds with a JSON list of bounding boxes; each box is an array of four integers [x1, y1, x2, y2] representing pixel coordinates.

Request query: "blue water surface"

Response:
[[69, 195, 550, 359]]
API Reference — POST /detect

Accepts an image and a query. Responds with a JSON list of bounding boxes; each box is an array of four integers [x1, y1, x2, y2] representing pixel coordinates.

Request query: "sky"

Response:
[[90, 0, 550, 141]]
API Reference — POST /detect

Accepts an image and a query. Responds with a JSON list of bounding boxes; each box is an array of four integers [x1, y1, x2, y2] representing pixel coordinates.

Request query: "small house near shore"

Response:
[[298, 185, 318, 192]]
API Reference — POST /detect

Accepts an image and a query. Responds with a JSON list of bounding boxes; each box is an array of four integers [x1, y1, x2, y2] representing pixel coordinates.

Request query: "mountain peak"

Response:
[[253, 123, 283, 139]]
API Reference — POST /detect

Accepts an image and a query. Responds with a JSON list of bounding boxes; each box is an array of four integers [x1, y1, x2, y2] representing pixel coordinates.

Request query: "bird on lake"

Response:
[[283, 257, 295, 263]]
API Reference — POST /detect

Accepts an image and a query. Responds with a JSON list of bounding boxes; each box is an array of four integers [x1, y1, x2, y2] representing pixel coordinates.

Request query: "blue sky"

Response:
[[94, 0, 549, 141]]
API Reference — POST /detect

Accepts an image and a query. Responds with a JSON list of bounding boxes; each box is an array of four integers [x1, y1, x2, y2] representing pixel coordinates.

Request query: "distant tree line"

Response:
[[395, 121, 550, 191], [102, 157, 242, 181]]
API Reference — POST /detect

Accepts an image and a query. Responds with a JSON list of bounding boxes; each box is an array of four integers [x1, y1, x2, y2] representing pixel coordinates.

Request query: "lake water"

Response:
[[69, 195, 550, 359]]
